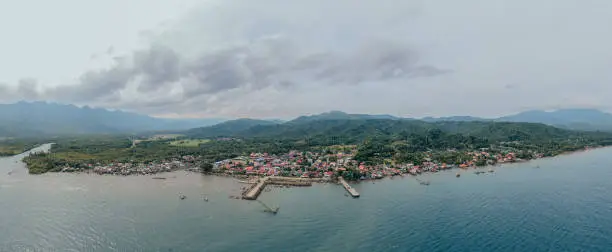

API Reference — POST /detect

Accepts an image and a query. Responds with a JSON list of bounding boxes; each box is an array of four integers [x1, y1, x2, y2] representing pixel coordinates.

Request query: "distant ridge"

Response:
[[185, 118, 280, 138], [421, 116, 487, 122], [190, 109, 612, 135], [0, 101, 225, 137], [3, 103, 612, 138], [496, 109, 612, 131], [289, 111, 401, 123]]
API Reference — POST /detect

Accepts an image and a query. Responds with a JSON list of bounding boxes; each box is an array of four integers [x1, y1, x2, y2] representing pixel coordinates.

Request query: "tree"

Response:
[[200, 162, 214, 173]]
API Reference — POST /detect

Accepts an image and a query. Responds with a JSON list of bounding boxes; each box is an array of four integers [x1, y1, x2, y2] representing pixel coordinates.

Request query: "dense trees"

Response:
[[13, 119, 612, 174]]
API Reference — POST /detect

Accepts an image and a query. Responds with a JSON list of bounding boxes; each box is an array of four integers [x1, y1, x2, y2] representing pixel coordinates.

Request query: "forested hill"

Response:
[[186, 118, 612, 146]]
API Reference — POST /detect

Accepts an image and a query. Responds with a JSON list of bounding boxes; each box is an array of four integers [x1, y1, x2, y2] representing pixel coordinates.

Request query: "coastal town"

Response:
[[53, 144, 551, 181], [210, 148, 543, 180]]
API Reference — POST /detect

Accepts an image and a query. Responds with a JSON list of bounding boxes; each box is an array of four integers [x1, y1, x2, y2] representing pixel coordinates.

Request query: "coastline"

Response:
[[10, 144, 610, 183]]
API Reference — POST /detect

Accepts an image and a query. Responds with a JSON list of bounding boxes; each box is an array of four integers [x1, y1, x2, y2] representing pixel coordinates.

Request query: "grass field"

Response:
[[169, 139, 211, 147], [0, 146, 22, 156]]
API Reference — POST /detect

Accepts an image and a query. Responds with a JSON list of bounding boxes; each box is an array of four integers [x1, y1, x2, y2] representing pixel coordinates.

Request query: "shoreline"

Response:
[[9, 144, 610, 182]]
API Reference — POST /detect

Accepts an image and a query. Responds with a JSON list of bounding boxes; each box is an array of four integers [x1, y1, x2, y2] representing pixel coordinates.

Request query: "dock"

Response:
[[242, 177, 313, 200], [242, 177, 269, 200], [338, 177, 360, 198]]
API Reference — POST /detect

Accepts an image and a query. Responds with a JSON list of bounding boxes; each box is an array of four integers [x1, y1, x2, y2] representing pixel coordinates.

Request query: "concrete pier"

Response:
[[242, 177, 269, 200], [242, 177, 314, 200], [338, 177, 360, 198], [268, 177, 313, 187]]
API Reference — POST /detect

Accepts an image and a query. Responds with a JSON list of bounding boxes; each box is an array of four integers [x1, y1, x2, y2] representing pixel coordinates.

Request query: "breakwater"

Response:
[[338, 177, 360, 197], [242, 177, 314, 200]]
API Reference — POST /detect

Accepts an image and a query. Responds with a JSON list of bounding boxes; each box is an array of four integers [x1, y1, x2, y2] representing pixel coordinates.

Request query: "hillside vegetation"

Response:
[[17, 115, 612, 174]]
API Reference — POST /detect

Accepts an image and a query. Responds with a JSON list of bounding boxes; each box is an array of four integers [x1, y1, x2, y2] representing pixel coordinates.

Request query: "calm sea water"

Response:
[[1, 145, 612, 252]]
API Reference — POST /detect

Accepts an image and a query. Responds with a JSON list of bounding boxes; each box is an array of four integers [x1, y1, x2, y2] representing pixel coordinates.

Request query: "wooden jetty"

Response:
[[338, 177, 360, 198]]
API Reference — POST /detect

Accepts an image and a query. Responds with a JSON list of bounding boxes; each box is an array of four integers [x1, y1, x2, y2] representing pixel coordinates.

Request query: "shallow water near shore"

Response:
[[2, 145, 612, 251]]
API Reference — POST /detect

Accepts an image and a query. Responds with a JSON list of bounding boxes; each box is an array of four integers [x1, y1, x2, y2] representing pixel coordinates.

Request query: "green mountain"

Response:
[[0, 101, 225, 137], [496, 109, 612, 131], [185, 118, 280, 138], [290, 111, 401, 123], [187, 116, 608, 146]]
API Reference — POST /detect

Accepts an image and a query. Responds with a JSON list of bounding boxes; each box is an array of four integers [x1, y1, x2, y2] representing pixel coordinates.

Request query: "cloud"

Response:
[[3, 0, 611, 118], [17, 79, 40, 100], [3, 28, 446, 116], [0, 0, 446, 116]]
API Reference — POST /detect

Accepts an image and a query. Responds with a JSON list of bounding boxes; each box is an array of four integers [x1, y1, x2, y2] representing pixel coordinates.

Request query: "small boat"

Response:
[[488, 168, 494, 173], [204, 196, 209, 201], [179, 194, 187, 200], [416, 178, 430, 185], [152, 177, 166, 180], [264, 207, 279, 214], [456, 173, 460, 178]]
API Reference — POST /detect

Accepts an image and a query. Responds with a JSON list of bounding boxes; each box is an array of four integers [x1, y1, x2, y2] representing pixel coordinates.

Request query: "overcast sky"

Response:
[[1, 0, 611, 119]]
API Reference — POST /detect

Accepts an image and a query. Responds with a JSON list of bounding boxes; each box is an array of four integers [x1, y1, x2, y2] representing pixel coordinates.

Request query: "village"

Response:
[[54, 144, 547, 180], [59, 155, 200, 175], [211, 147, 545, 180]]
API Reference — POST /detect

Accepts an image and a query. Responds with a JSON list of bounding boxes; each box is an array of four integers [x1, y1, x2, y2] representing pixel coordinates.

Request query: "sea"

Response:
[[1, 144, 612, 252]]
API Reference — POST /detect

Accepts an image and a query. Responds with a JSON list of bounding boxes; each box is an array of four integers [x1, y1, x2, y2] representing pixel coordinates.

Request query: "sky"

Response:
[[1, 0, 611, 119]]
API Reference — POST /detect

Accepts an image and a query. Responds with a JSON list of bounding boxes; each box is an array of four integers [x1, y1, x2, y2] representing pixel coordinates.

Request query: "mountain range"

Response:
[[422, 109, 612, 131], [0, 101, 225, 137], [2, 101, 612, 138]]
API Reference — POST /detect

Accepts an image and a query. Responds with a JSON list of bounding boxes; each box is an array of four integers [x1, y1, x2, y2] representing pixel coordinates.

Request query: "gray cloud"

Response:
[[0, 0, 447, 116], [133, 45, 181, 93], [3, 0, 610, 118], [11, 33, 445, 113], [17, 79, 40, 100]]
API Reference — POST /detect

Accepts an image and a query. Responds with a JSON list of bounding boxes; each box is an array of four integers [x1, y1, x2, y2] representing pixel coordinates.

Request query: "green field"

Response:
[[169, 139, 211, 147]]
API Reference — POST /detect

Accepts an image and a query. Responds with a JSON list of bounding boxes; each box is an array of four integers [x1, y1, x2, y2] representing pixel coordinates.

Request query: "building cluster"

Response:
[[212, 147, 547, 180], [57, 145, 548, 178], [60, 156, 198, 175]]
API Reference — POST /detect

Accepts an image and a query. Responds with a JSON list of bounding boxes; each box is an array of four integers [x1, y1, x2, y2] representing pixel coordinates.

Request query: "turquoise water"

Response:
[[1, 145, 612, 251]]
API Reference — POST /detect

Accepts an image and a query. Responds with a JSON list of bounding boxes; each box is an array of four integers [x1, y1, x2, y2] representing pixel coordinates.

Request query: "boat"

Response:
[[235, 179, 256, 184], [456, 173, 460, 178], [152, 177, 166, 180], [179, 194, 187, 200], [416, 178, 430, 185], [264, 207, 279, 214], [488, 168, 494, 173], [204, 196, 209, 202]]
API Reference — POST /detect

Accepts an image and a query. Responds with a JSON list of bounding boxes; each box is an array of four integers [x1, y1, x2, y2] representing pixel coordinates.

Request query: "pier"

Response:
[[242, 177, 313, 200], [338, 177, 360, 198], [242, 177, 269, 200]]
